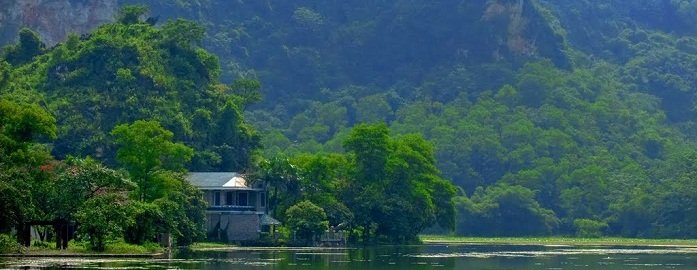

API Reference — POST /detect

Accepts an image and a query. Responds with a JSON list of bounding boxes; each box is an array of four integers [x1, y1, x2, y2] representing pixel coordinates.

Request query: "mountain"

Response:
[[3, 0, 697, 237]]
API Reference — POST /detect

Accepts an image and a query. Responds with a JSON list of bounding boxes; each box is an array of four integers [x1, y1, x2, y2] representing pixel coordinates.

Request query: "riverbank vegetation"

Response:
[[420, 235, 697, 247], [266, 123, 456, 244], [25, 240, 162, 254]]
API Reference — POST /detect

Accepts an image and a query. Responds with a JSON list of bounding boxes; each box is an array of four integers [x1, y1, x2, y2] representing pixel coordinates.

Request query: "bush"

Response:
[[0, 234, 23, 253], [67, 239, 161, 254], [106, 241, 161, 254], [574, 219, 608, 238], [31, 240, 51, 249]]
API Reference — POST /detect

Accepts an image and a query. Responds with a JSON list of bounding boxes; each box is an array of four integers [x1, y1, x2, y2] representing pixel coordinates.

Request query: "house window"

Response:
[[260, 192, 266, 207], [214, 191, 221, 206], [237, 192, 248, 206], [226, 191, 234, 205]]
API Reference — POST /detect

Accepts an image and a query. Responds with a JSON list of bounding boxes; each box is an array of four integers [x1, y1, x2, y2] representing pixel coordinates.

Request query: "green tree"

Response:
[[111, 120, 193, 201], [230, 79, 263, 108], [343, 123, 390, 185], [75, 193, 133, 251], [0, 99, 56, 152], [2, 28, 45, 66], [50, 157, 134, 222], [285, 200, 329, 244], [456, 184, 559, 236], [558, 166, 608, 220], [293, 153, 353, 227], [123, 172, 206, 246], [111, 120, 205, 245], [0, 99, 55, 232], [0, 61, 10, 89], [116, 5, 148, 25], [355, 94, 393, 123], [124, 202, 164, 245], [154, 176, 207, 246], [260, 156, 302, 219], [2, 6, 260, 173], [214, 100, 260, 171], [342, 123, 390, 241], [343, 123, 457, 242]]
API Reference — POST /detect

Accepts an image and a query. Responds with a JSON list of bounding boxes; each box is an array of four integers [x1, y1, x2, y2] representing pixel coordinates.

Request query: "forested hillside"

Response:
[[0, 6, 454, 247], [2, 0, 697, 239]]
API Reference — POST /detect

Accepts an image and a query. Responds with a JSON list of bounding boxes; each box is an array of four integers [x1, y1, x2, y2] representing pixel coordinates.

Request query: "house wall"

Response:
[[206, 213, 260, 241], [200, 189, 268, 242]]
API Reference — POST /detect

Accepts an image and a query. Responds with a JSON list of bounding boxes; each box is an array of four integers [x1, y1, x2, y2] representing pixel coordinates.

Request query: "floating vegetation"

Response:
[[3, 245, 697, 269], [407, 247, 697, 258]]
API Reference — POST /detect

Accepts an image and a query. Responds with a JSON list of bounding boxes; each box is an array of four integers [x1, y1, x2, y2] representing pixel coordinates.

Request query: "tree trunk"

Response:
[[62, 224, 69, 249], [16, 223, 31, 247], [54, 223, 63, 249]]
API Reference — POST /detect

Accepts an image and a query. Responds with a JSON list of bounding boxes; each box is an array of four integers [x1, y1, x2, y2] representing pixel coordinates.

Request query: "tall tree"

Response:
[[0, 99, 55, 232], [342, 123, 456, 242], [111, 120, 205, 245], [111, 120, 193, 201]]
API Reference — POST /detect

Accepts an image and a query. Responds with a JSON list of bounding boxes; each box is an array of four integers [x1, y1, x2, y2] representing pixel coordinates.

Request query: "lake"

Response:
[[2, 244, 697, 269]]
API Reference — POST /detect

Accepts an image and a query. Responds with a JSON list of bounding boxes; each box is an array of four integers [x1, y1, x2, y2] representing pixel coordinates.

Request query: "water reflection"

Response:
[[2, 245, 697, 269]]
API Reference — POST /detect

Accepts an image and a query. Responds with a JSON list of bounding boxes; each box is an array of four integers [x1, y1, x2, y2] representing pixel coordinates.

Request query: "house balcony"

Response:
[[207, 205, 259, 212]]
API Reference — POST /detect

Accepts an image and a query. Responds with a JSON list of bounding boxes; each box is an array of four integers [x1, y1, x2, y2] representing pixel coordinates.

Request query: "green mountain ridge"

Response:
[[3, 0, 697, 238]]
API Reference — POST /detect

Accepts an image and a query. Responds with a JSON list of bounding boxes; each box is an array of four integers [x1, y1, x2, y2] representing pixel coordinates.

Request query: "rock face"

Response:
[[0, 0, 117, 46]]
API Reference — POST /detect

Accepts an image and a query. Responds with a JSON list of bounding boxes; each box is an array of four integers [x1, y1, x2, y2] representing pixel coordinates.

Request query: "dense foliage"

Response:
[[0, 5, 455, 248], [112, 0, 697, 238], [266, 123, 456, 243], [342, 124, 457, 242], [0, 99, 56, 233], [285, 200, 329, 244], [3, 0, 697, 243], [0, 7, 233, 250], [1, 6, 260, 172]]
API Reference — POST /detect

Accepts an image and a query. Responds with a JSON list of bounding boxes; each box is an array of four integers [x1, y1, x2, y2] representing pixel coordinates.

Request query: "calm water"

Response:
[[2, 244, 697, 269]]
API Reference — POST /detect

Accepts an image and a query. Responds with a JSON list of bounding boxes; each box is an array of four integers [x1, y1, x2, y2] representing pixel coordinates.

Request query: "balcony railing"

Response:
[[207, 205, 257, 212]]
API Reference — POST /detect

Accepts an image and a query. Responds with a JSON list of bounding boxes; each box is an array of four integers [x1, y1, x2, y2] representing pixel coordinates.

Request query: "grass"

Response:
[[13, 240, 233, 255], [188, 242, 236, 250], [24, 240, 163, 255], [102, 241, 162, 254], [420, 235, 697, 247]]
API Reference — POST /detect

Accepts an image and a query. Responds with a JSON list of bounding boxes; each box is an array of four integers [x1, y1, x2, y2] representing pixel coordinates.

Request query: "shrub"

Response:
[[31, 240, 51, 249], [0, 234, 23, 253], [574, 219, 608, 238], [106, 241, 161, 254]]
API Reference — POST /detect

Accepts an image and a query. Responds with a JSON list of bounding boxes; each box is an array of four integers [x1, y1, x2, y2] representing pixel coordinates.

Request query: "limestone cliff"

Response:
[[0, 0, 116, 46]]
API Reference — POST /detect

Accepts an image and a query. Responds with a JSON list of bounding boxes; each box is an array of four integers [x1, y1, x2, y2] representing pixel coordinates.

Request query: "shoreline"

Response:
[[5, 237, 697, 257], [0, 253, 164, 258], [420, 235, 697, 248], [188, 246, 351, 251]]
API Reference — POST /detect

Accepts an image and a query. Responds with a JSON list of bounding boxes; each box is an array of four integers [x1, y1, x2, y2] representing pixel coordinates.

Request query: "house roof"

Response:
[[260, 214, 281, 225], [186, 172, 258, 190]]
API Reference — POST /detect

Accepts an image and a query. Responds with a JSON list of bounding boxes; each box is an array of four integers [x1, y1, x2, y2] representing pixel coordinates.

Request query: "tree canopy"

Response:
[[3, 0, 697, 242]]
